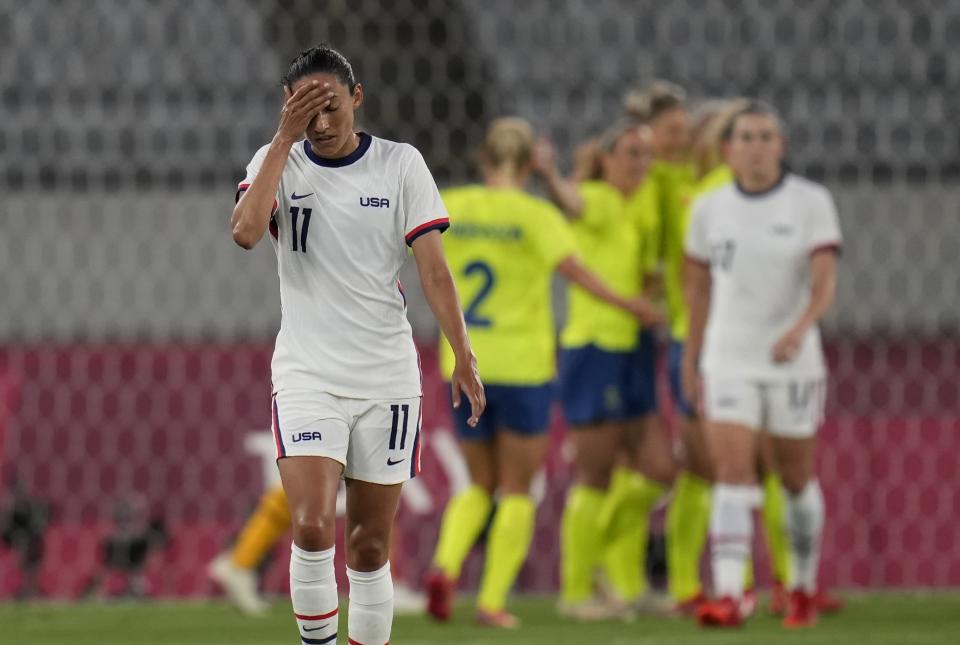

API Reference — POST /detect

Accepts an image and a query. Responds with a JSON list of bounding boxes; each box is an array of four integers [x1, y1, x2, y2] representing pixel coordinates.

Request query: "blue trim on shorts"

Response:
[[668, 340, 695, 418], [273, 396, 288, 458], [451, 383, 554, 441]]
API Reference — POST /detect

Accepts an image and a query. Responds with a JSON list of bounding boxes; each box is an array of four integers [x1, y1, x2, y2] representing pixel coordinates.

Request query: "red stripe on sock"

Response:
[[296, 608, 339, 620], [347, 640, 388, 645]]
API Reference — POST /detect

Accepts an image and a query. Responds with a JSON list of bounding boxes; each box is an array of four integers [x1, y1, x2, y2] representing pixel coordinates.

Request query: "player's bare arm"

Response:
[[411, 230, 486, 426], [681, 256, 711, 407], [530, 137, 585, 218], [230, 82, 335, 249], [555, 255, 665, 326], [772, 248, 838, 363]]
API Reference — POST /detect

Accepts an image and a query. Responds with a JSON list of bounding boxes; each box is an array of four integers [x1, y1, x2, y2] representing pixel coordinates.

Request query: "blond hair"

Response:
[[623, 79, 687, 123], [481, 117, 535, 174], [691, 98, 751, 180]]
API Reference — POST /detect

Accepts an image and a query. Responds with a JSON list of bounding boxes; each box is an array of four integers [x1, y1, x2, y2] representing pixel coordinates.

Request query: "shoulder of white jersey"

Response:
[[365, 134, 423, 166], [690, 180, 734, 212], [785, 173, 835, 203]]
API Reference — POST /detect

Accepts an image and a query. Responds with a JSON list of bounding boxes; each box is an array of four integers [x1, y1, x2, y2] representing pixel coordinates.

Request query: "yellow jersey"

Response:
[[664, 164, 733, 340], [439, 185, 577, 385], [560, 180, 642, 352], [628, 177, 662, 278]]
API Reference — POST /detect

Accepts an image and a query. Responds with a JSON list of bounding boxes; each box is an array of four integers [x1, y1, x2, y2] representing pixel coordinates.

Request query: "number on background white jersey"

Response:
[[237, 133, 449, 398], [685, 173, 842, 381]]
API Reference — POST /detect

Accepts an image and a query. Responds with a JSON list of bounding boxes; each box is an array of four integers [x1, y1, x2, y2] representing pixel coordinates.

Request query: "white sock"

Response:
[[290, 543, 339, 644], [785, 479, 825, 593], [347, 562, 393, 645], [710, 483, 755, 599]]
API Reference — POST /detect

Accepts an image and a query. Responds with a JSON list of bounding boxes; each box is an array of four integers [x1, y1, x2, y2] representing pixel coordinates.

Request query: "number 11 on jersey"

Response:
[[290, 206, 312, 253]]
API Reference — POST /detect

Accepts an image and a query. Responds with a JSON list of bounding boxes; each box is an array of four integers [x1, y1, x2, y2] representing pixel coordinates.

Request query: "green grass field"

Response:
[[3, 593, 959, 645]]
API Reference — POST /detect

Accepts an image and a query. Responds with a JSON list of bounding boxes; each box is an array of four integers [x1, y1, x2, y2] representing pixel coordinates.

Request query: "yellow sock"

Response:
[[561, 485, 605, 604], [602, 471, 667, 602], [477, 495, 536, 612], [762, 472, 791, 585], [432, 485, 493, 580], [231, 485, 291, 569], [666, 472, 710, 601]]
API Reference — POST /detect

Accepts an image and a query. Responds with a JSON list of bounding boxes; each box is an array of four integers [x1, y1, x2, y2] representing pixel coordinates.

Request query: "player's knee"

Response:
[[778, 468, 810, 495], [347, 528, 389, 570], [291, 515, 335, 551]]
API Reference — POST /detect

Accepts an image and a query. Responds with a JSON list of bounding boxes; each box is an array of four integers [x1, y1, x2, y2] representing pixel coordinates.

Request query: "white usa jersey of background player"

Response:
[[237, 132, 450, 399], [685, 173, 843, 382]]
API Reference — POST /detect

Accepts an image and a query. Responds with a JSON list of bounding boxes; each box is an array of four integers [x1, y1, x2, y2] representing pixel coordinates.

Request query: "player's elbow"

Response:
[[231, 225, 258, 250]]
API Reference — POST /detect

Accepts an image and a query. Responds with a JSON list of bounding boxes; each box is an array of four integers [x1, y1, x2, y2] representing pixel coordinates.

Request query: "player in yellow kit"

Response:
[[564, 128, 677, 611], [425, 118, 661, 628], [534, 120, 669, 619]]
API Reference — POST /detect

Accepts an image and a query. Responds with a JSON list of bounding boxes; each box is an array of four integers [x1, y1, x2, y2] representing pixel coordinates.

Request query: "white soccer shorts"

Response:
[[270, 390, 422, 484], [702, 376, 826, 438]]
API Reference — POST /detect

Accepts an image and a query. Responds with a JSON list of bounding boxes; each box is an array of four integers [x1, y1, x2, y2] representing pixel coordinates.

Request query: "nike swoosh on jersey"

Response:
[[387, 457, 406, 466], [291, 192, 314, 200]]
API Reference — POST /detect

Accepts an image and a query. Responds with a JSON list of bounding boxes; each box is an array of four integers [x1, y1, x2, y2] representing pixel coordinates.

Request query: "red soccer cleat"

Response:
[[770, 580, 788, 616], [672, 590, 707, 616], [816, 588, 845, 614], [424, 569, 454, 622], [696, 596, 743, 628], [783, 589, 818, 628]]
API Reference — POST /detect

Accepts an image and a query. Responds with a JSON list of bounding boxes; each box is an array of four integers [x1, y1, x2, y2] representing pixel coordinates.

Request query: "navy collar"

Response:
[[735, 170, 788, 198], [303, 132, 372, 168]]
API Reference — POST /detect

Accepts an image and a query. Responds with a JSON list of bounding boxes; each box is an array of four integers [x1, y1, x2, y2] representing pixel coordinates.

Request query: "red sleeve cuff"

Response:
[[405, 217, 450, 246], [236, 183, 278, 214]]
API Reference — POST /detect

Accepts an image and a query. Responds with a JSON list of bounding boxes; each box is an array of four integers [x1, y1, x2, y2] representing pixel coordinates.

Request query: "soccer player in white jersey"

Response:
[[681, 102, 841, 629], [230, 45, 485, 645]]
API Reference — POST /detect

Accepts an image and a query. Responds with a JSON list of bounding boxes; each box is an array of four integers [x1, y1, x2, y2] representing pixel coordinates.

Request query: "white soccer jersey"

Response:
[[685, 173, 842, 381], [237, 133, 449, 399]]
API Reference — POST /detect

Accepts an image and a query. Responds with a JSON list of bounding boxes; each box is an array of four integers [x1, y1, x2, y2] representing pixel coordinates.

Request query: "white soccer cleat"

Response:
[[557, 597, 634, 622], [392, 582, 427, 615], [208, 552, 269, 616]]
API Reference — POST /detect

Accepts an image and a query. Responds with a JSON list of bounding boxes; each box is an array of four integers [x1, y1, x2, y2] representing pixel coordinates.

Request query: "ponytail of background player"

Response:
[[682, 102, 841, 629], [426, 118, 661, 628]]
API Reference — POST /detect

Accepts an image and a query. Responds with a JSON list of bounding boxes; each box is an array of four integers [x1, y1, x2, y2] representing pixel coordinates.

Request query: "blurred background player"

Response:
[[231, 44, 485, 645], [425, 117, 661, 628], [563, 123, 677, 613], [534, 121, 668, 619], [682, 101, 841, 629]]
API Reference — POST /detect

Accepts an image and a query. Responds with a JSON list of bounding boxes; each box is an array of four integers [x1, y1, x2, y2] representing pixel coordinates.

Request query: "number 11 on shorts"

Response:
[[389, 404, 409, 450]]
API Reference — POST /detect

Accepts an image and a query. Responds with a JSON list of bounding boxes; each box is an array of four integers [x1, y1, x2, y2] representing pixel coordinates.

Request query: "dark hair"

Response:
[[282, 44, 357, 94], [624, 80, 687, 123], [721, 100, 784, 140]]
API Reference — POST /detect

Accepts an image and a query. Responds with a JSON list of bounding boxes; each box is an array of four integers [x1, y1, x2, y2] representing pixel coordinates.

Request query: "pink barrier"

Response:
[[0, 340, 957, 598]]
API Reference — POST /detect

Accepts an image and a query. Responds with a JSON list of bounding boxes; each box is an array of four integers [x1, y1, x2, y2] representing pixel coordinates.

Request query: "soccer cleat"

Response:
[[696, 596, 743, 628], [475, 607, 520, 629], [783, 589, 818, 628], [815, 588, 845, 614], [208, 553, 269, 616], [671, 590, 707, 617], [424, 569, 454, 622], [557, 597, 632, 622], [739, 587, 758, 618], [393, 582, 427, 616], [770, 580, 788, 616]]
